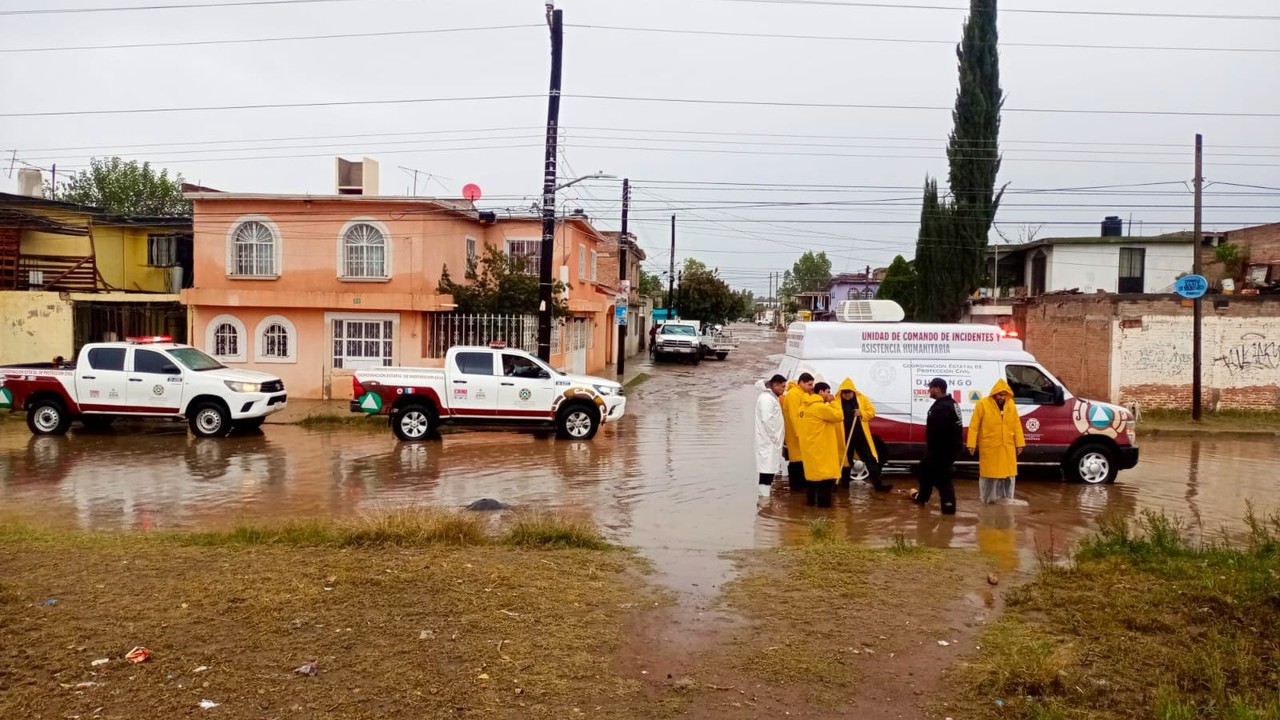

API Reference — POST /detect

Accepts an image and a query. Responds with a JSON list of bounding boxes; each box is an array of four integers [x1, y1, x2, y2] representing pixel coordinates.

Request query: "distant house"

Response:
[[0, 171, 191, 365], [828, 267, 887, 303], [988, 233, 1193, 297]]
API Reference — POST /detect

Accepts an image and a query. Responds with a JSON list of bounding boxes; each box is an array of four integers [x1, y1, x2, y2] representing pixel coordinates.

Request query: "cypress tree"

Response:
[[914, 0, 1005, 322]]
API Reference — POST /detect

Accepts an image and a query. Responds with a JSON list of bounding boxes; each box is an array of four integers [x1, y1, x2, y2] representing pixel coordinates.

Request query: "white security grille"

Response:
[[233, 221, 275, 276], [342, 223, 387, 278]]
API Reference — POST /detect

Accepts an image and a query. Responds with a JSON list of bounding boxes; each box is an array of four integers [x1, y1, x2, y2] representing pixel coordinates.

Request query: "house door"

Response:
[[1030, 250, 1048, 296], [1118, 248, 1146, 293]]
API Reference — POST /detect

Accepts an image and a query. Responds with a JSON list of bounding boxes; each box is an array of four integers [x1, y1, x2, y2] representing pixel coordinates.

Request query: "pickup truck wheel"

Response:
[[557, 404, 599, 440], [691, 352, 702, 366], [189, 402, 231, 438], [27, 400, 71, 436], [715, 352, 728, 361], [392, 403, 436, 442], [1065, 443, 1118, 485]]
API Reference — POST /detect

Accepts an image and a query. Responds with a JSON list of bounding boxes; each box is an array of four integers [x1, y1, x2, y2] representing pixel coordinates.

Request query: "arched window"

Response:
[[341, 222, 388, 279], [206, 314, 246, 362], [230, 220, 278, 277], [254, 315, 297, 363]]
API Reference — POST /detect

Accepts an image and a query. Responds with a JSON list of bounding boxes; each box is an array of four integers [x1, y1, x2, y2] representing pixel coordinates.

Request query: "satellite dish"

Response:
[[462, 183, 482, 202]]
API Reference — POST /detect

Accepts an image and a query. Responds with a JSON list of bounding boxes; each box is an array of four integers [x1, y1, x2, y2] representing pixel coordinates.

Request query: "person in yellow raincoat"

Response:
[[797, 381, 844, 507], [781, 373, 815, 493], [966, 379, 1026, 504], [836, 378, 890, 492]]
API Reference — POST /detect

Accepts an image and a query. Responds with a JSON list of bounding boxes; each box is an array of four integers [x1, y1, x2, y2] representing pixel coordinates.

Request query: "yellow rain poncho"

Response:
[[966, 379, 1026, 479], [837, 378, 878, 464], [797, 393, 844, 481], [782, 381, 807, 462]]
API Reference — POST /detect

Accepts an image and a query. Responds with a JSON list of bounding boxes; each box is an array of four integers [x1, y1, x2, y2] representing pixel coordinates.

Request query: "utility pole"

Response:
[[616, 178, 630, 378], [536, 7, 564, 362], [666, 215, 676, 318], [1192, 133, 1204, 422]]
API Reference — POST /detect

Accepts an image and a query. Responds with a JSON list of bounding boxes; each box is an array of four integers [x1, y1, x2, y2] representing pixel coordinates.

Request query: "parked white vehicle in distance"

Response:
[[350, 343, 626, 441], [0, 337, 288, 437]]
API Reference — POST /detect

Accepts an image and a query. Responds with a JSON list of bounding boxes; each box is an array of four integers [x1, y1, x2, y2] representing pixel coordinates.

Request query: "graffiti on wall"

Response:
[[1213, 333, 1279, 374]]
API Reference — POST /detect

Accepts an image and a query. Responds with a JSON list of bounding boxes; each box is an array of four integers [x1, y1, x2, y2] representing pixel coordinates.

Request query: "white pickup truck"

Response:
[[0, 337, 287, 438], [653, 320, 738, 362], [349, 343, 626, 441]]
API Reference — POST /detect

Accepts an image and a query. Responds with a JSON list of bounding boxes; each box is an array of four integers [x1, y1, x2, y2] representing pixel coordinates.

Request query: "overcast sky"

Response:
[[1, 0, 1277, 293]]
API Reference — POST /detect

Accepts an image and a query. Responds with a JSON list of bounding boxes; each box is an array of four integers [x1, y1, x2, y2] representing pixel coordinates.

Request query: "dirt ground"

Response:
[[0, 524, 1004, 720]]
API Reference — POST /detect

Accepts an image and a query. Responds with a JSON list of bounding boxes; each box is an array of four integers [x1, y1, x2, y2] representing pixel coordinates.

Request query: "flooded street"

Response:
[[3, 326, 1278, 587]]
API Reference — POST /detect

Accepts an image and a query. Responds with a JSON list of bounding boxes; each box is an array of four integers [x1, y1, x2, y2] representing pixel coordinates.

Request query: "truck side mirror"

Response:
[[162, 363, 182, 375], [1053, 386, 1066, 406], [538, 369, 551, 379]]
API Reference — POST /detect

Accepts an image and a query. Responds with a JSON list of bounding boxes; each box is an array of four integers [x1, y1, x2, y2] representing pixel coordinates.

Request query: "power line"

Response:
[[0, 24, 540, 53], [704, 0, 1280, 22], [0, 0, 378, 16], [7, 92, 1279, 119], [573, 23, 1280, 54]]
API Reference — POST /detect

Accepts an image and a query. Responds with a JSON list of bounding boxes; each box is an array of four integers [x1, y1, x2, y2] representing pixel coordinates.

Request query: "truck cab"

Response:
[[1, 337, 287, 438]]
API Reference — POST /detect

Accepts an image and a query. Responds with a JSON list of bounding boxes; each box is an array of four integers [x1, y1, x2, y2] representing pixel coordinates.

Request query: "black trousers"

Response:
[[806, 479, 835, 508], [759, 472, 774, 485], [844, 432, 888, 491], [916, 458, 957, 515], [787, 461, 806, 492]]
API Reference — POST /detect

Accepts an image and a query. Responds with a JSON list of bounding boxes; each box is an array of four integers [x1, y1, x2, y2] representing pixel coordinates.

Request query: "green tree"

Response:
[[637, 269, 666, 306], [51, 157, 191, 216], [913, 178, 958, 322], [913, 0, 1006, 322], [438, 245, 569, 316], [788, 251, 833, 293], [876, 255, 918, 319], [676, 261, 739, 324]]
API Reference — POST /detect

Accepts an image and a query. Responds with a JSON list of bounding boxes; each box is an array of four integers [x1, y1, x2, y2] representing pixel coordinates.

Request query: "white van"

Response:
[[774, 301, 1139, 484]]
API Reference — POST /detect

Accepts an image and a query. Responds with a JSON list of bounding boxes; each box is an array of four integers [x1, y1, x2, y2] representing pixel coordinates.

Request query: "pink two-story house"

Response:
[[181, 167, 613, 399]]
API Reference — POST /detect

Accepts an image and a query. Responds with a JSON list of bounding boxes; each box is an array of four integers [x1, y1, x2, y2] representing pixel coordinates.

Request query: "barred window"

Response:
[[341, 223, 388, 278], [231, 221, 276, 276], [332, 318, 394, 369], [262, 323, 289, 358], [214, 323, 240, 357]]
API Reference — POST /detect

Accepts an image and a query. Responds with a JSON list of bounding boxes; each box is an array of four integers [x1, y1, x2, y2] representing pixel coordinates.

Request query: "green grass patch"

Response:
[[295, 413, 382, 428], [0, 508, 611, 551], [624, 372, 651, 389], [501, 511, 611, 550], [954, 509, 1280, 720], [1139, 408, 1280, 434]]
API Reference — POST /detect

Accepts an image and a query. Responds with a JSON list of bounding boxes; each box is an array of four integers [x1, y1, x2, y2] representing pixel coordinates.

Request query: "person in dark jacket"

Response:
[[914, 377, 962, 515]]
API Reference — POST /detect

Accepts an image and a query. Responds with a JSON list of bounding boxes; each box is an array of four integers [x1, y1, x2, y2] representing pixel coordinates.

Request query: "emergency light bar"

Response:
[[126, 336, 173, 344], [489, 341, 508, 349]]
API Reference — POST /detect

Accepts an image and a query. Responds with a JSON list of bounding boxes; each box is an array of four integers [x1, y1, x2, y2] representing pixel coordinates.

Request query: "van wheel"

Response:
[[1065, 443, 1117, 484], [392, 403, 436, 442], [557, 404, 599, 440], [189, 402, 231, 438], [28, 399, 71, 436], [715, 352, 728, 361]]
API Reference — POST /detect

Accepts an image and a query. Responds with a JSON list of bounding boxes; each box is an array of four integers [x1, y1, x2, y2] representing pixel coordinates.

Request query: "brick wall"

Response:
[[1013, 295, 1114, 401], [1223, 222, 1280, 267], [1015, 294, 1280, 411]]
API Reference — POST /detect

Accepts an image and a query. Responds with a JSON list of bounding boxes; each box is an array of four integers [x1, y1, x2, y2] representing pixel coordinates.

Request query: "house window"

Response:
[[147, 234, 179, 267], [206, 314, 246, 362], [590, 250, 598, 282], [253, 315, 297, 363], [332, 317, 395, 369], [341, 222, 388, 279], [578, 245, 586, 280], [230, 220, 277, 277], [1118, 248, 1145, 293], [506, 239, 540, 274], [1030, 250, 1048, 296], [465, 236, 477, 264]]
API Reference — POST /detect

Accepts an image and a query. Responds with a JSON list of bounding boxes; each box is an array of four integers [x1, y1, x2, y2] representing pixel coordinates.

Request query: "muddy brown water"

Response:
[[2, 326, 1278, 593]]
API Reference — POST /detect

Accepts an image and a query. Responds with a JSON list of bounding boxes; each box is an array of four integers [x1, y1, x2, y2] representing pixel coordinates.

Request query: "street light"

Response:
[[554, 172, 615, 192], [537, 171, 616, 362]]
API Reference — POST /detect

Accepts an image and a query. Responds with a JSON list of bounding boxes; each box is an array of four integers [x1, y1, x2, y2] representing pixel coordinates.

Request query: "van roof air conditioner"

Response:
[[835, 300, 905, 323]]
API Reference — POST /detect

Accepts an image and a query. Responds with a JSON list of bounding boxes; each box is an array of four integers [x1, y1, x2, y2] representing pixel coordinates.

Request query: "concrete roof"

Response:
[[988, 233, 1192, 254]]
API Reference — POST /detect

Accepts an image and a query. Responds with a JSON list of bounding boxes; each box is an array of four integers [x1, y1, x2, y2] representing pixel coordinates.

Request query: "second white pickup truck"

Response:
[[350, 344, 627, 441]]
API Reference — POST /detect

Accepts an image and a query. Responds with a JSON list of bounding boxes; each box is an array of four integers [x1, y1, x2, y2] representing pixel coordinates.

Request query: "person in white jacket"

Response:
[[754, 374, 788, 496]]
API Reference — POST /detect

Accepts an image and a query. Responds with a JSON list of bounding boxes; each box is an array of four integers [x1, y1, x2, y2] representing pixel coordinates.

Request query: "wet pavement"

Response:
[[2, 326, 1279, 589]]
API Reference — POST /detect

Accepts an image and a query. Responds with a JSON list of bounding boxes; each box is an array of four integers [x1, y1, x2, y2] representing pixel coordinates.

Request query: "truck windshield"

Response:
[[663, 325, 696, 336], [169, 348, 225, 372]]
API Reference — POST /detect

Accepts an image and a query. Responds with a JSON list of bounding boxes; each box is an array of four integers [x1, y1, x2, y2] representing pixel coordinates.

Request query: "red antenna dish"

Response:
[[462, 183, 482, 202]]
